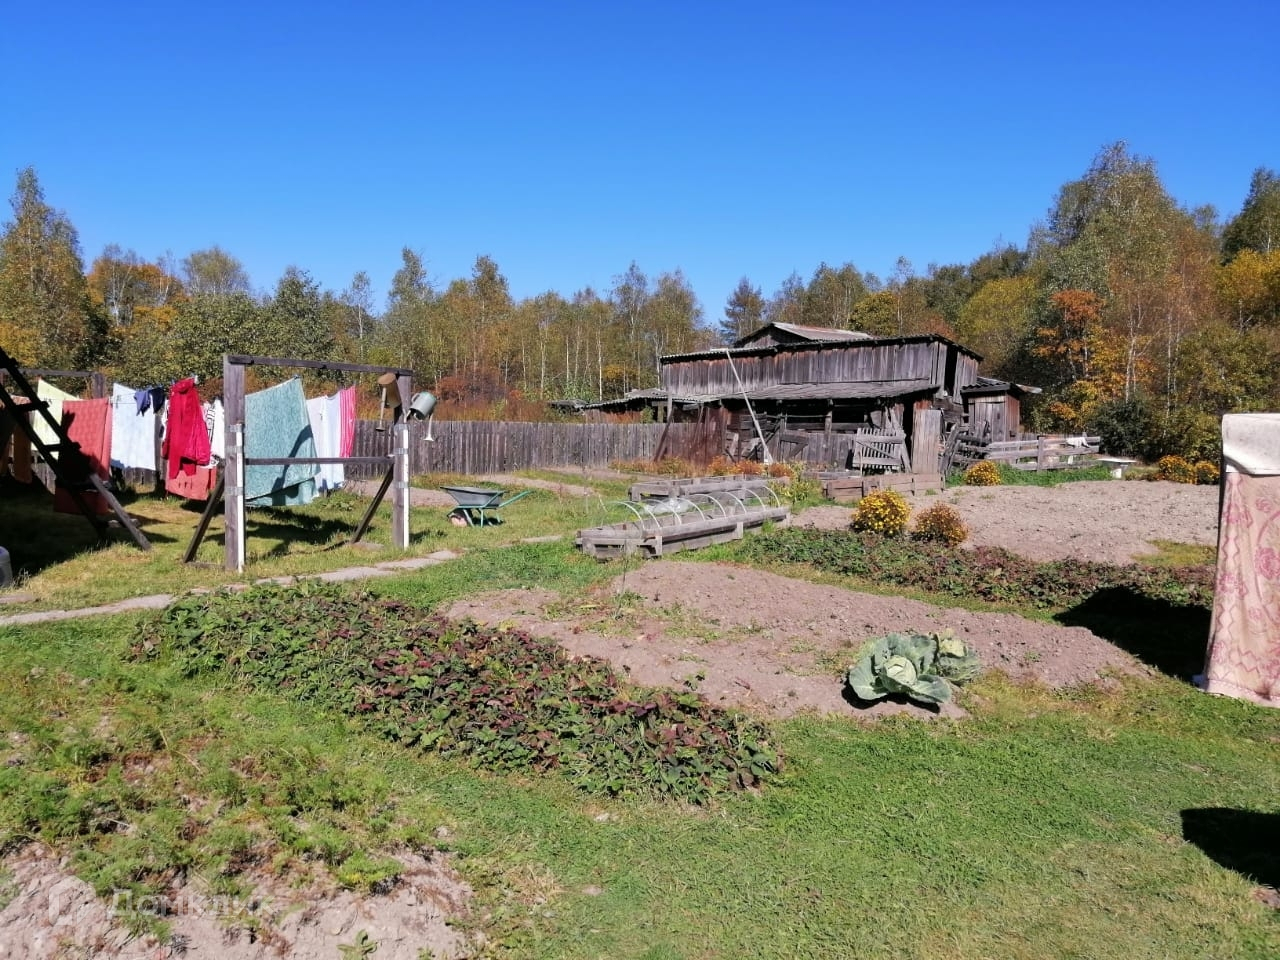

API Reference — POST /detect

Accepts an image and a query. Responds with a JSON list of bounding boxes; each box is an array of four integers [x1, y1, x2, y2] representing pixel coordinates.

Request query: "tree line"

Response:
[[2, 142, 1278, 458]]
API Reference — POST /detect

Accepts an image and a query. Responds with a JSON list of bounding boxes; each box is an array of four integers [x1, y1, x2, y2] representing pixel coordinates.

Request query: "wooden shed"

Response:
[[657, 332, 985, 473], [960, 377, 1041, 442]]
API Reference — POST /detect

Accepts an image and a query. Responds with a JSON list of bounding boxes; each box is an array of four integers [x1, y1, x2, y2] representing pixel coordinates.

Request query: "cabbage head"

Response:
[[845, 630, 979, 706]]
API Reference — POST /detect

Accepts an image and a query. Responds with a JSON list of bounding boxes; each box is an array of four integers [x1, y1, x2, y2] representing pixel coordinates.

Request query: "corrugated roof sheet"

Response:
[[582, 379, 938, 408], [662, 333, 981, 364], [733, 322, 872, 346]]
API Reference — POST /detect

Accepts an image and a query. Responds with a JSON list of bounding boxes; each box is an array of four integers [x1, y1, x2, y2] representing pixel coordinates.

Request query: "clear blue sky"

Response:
[[3, 1, 1277, 317]]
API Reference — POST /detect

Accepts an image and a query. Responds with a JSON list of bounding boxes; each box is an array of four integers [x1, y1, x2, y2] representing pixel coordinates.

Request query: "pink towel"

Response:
[[54, 398, 112, 515], [339, 385, 357, 457]]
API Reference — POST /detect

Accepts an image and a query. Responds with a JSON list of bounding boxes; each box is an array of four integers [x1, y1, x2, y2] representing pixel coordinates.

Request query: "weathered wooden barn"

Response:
[[648, 324, 1032, 473]]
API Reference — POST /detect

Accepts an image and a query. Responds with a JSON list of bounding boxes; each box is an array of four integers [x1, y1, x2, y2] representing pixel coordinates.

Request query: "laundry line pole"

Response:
[[219, 354, 414, 572]]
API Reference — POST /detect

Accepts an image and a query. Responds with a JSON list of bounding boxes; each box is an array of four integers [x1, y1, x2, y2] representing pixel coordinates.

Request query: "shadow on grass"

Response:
[[1, 478, 175, 578], [1181, 808, 1280, 888], [1056, 586, 1210, 680]]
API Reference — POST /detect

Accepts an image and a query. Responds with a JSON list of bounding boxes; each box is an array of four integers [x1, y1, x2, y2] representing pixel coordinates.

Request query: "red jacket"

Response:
[[161, 378, 211, 479]]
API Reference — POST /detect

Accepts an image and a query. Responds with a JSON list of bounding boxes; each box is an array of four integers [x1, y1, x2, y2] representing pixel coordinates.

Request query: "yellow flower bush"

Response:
[[851, 489, 911, 537], [912, 502, 968, 546], [1193, 460, 1220, 485], [1156, 455, 1195, 484], [964, 460, 1001, 486]]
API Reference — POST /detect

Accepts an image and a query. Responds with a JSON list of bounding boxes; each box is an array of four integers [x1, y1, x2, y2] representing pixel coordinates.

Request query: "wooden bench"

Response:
[[1095, 457, 1138, 479]]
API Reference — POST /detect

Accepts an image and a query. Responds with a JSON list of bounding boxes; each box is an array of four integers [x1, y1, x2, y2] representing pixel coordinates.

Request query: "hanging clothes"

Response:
[[338, 385, 357, 457], [162, 377, 210, 484], [244, 377, 319, 507], [1204, 413, 1280, 707], [53, 398, 113, 515], [33, 380, 78, 448], [306, 393, 345, 493], [110, 383, 157, 472], [205, 398, 226, 460], [166, 464, 218, 501]]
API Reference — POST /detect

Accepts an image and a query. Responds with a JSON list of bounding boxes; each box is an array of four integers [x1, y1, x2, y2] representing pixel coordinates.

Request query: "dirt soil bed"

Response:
[[451, 481, 1217, 721], [797, 479, 1220, 564]]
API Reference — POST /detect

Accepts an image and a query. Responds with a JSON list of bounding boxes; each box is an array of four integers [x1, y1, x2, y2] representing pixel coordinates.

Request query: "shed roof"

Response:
[[960, 376, 1042, 398], [662, 332, 982, 365], [582, 379, 937, 407], [732, 322, 872, 347]]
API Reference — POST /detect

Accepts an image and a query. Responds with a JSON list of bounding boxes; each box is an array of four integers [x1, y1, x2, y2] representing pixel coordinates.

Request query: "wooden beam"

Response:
[[350, 466, 393, 545], [225, 354, 413, 377], [182, 472, 225, 563]]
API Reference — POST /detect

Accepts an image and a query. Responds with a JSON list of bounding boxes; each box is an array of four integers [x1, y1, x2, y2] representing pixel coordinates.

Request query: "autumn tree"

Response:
[[763, 272, 805, 326], [802, 262, 867, 328], [0, 167, 98, 366], [1216, 249, 1280, 330], [955, 275, 1038, 376], [181, 246, 251, 296], [1222, 167, 1280, 259], [722, 277, 765, 343]]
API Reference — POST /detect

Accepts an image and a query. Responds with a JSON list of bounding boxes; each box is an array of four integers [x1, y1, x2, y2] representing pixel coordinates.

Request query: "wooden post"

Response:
[[1037, 435, 1047, 471], [392, 422, 410, 549], [226, 423, 245, 572]]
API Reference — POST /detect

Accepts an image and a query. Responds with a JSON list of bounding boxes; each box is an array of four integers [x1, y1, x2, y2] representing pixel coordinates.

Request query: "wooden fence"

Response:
[[348, 419, 700, 478], [952, 434, 1101, 472]]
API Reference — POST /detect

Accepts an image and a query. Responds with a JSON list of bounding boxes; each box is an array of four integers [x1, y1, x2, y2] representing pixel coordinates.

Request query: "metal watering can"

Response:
[[407, 391, 437, 441]]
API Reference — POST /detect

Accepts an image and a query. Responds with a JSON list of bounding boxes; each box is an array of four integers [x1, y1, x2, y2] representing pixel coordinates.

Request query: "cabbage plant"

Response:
[[845, 631, 980, 706]]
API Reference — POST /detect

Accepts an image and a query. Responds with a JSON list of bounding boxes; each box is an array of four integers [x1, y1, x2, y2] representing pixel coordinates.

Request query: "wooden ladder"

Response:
[[0, 348, 150, 550]]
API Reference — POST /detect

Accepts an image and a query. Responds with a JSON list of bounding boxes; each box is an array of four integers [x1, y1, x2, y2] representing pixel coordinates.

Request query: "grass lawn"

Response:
[[0, 469, 635, 612], [2, 543, 1278, 958], [2, 471, 1277, 958]]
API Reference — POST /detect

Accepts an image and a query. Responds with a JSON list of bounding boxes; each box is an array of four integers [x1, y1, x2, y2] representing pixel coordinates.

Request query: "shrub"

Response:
[[735, 459, 766, 476], [851, 490, 911, 537], [1156, 455, 1196, 484], [738, 527, 1215, 611], [912, 503, 968, 546], [1193, 460, 1220, 485], [707, 456, 732, 476], [766, 461, 799, 480], [964, 460, 1001, 486]]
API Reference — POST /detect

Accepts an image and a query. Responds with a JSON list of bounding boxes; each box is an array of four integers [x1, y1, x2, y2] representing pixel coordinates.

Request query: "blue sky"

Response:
[[3, 1, 1277, 318]]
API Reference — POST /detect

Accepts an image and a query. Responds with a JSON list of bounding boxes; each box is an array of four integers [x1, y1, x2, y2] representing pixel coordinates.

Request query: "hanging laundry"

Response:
[[338, 385, 357, 458], [111, 383, 157, 472], [134, 387, 151, 415], [305, 393, 345, 493], [53, 398, 113, 515], [165, 464, 218, 501], [208, 398, 226, 460], [33, 380, 78, 448], [245, 377, 319, 507], [162, 377, 210, 485]]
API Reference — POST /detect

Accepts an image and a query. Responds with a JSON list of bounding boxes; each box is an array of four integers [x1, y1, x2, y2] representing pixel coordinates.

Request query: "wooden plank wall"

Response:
[[348, 419, 699, 478], [26, 422, 694, 488], [911, 408, 942, 474]]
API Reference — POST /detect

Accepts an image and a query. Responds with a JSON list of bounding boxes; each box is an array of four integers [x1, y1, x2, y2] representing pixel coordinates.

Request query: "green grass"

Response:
[[948, 463, 1115, 487], [0, 476, 626, 612], [1144, 538, 1218, 567], [3, 583, 1279, 957]]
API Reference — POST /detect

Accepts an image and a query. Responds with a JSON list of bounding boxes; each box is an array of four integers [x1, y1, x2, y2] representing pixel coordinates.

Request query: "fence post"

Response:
[[225, 423, 245, 572], [1037, 436, 1047, 471], [392, 422, 410, 549]]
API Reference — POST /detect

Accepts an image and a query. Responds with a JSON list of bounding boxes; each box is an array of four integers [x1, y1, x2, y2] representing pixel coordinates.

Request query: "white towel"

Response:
[[110, 383, 157, 471]]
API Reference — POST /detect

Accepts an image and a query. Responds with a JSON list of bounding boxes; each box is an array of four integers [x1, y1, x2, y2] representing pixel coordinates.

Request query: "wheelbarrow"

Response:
[[441, 485, 534, 526]]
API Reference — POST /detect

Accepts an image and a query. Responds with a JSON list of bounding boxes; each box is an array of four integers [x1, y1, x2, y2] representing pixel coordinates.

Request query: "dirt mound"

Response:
[[0, 843, 474, 960], [448, 561, 1142, 721]]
